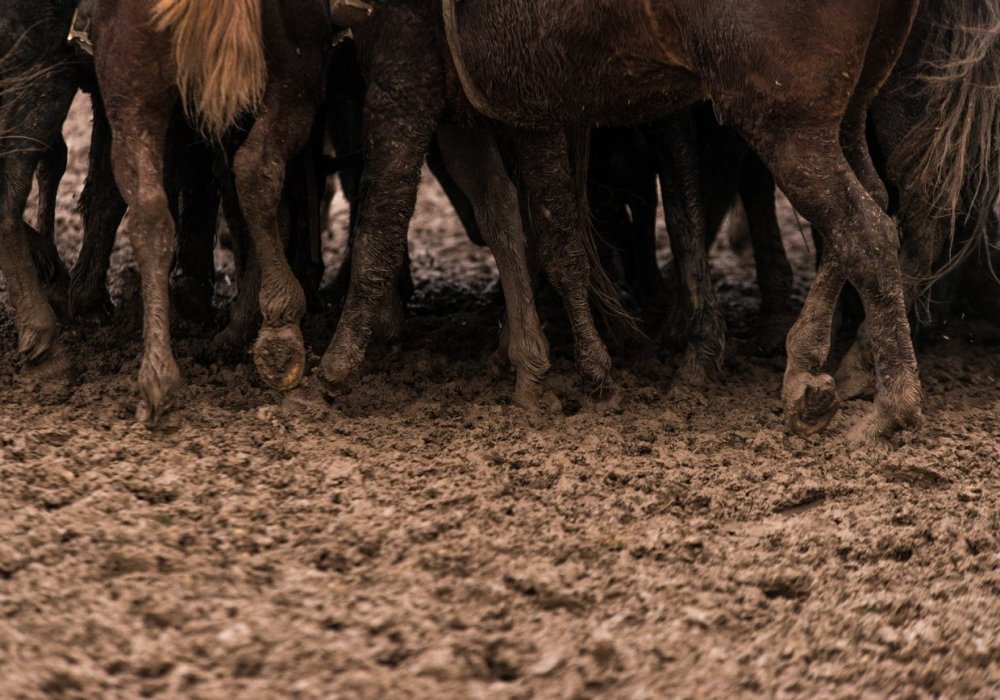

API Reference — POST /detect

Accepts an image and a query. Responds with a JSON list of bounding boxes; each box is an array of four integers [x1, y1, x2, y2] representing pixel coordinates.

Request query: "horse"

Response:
[[91, 0, 331, 425], [315, 0, 922, 440]]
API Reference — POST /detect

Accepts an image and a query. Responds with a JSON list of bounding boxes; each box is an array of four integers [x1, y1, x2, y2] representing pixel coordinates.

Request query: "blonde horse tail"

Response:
[[152, 0, 267, 138]]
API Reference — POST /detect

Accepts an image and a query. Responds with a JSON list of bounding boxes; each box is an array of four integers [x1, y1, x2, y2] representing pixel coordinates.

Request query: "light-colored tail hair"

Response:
[[152, 0, 267, 138], [892, 0, 1000, 288]]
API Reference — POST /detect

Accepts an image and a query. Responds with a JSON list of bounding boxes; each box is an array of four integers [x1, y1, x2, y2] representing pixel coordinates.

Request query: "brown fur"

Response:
[[151, 0, 267, 138]]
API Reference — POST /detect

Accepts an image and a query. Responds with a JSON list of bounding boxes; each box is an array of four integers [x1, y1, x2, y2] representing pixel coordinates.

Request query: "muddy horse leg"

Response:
[[69, 94, 127, 321], [740, 154, 796, 354], [508, 129, 615, 400], [30, 133, 71, 316], [437, 126, 555, 412], [0, 72, 76, 378], [645, 115, 725, 383], [104, 100, 182, 424], [233, 88, 320, 391], [753, 128, 921, 440], [318, 60, 440, 394]]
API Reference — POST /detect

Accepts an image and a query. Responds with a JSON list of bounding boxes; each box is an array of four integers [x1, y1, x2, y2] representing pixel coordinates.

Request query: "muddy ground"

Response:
[[1, 96, 999, 699]]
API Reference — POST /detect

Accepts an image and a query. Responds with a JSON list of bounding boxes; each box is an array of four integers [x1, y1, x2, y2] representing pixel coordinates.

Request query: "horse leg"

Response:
[[233, 88, 320, 391], [105, 103, 182, 424], [171, 137, 218, 329], [69, 94, 127, 321], [508, 129, 615, 400], [741, 154, 796, 354], [0, 77, 76, 380], [317, 68, 439, 394], [645, 114, 725, 383], [214, 166, 260, 353], [31, 134, 71, 317], [437, 125, 556, 412], [752, 129, 921, 440]]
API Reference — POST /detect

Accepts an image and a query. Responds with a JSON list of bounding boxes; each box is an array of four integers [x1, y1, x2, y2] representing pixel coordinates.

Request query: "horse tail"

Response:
[[566, 128, 644, 342], [151, 0, 267, 139], [890, 0, 1000, 288]]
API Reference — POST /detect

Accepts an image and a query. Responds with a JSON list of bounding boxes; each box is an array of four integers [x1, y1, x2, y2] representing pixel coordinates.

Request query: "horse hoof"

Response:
[[835, 366, 876, 401], [19, 343, 75, 401], [846, 404, 923, 446], [512, 376, 561, 415], [136, 357, 184, 429], [588, 380, 622, 414], [674, 348, 721, 387], [254, 325, 306, 391], [784, 372, 839, 436], [316, 369, 354, 399]]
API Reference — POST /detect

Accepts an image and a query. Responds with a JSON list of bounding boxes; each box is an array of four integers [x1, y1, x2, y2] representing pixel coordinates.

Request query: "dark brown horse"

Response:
[[0, 0, 80, 384], [91, 0, 330, 424], [317, 0, 921, 440]]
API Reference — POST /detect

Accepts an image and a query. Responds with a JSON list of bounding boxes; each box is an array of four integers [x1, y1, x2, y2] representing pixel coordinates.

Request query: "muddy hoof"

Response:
[[674, 348, 722, 387], [835, 343, 876, 401], [19, 343, 75, 401], [847, 400, 924, 444], [784, 372, 839, 436], [835, 366, 875, 402], [253, 325, 306, 391], [136, 361, 184, 430], [587, 380, 622, 414], [280, 377, 331, 419], [512, 376, 561, 415], [316, 368, 355, 399]]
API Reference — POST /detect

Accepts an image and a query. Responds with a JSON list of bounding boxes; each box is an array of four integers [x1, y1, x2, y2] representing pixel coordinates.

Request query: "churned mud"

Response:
[[1, 96, 998, 699]]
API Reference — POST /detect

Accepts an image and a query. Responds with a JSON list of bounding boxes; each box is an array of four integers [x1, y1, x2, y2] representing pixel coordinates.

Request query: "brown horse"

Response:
[[91, 0, 330, 424], [317, 0, 921, 440], [835, 0, 1000, 404]]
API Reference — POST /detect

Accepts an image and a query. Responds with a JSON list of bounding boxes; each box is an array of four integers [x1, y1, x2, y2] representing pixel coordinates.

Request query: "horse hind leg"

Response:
[[509, 129, 616, 402], [105, 104, 184, 425], [752, 127, 921, 441], [645, 114, 726, 384], [437, 125, 558, 414], [69, 93, 127, 322], [232, 87, 320, 391], [31, 134, 71, 318]]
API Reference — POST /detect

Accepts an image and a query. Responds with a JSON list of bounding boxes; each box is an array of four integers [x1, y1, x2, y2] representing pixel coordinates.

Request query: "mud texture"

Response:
[[1, 97, 999, 699]]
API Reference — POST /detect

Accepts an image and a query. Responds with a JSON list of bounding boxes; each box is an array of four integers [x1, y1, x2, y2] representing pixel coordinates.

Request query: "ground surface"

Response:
[[1, 97, 999, 699]]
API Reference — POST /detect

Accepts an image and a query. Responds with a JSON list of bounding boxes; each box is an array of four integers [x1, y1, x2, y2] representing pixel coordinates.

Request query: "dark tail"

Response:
[[890, 0, 1000, 289], [566, 128, 644, 342]]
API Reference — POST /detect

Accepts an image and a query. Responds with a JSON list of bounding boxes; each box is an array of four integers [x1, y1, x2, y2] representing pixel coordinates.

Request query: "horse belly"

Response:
[[459, 0, 708, 127]]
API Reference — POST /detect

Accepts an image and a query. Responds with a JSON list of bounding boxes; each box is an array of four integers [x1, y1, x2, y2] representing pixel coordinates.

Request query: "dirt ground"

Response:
[[1, 96, 999, 699]]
